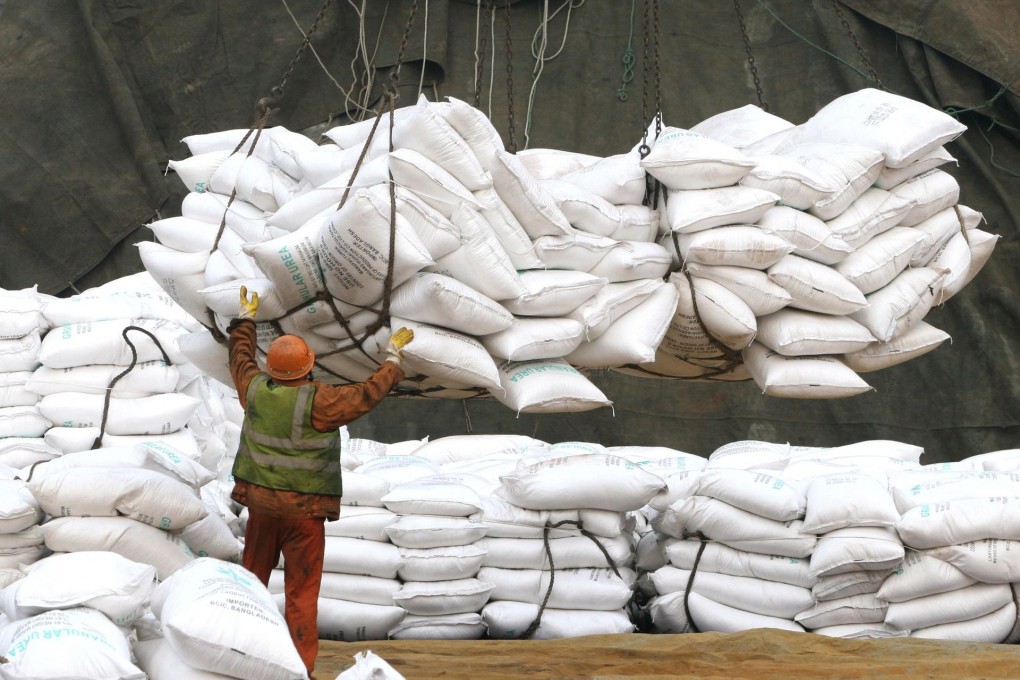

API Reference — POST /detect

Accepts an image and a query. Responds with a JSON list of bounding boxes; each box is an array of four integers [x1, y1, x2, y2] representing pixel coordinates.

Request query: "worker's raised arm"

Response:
[[309, 361, 405, 432], [227, 318, 262, 408], [308, 326, 414, 431], [228, 285, 263, 407]]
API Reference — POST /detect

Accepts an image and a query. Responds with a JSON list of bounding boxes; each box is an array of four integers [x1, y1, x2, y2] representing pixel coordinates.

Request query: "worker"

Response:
[[228, 286, 413, 680]]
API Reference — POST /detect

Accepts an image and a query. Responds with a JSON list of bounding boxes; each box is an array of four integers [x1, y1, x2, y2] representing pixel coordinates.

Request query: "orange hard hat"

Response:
[[265, 335, 315, 381]]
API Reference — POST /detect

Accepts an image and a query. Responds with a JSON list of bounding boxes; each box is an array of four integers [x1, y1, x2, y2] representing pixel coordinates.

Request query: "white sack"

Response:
[[661, 496, 816, 557], [153, 558, 305, 680], [477, 534, 632, 570], [494, 359, 612, 415], [503, 270, 607, 318], [392, 578, 493, 616], [28, 467, 208, 530], [799, 88, 967, 168], [390, 272, 513, 336], [482, 600, 635, 640], [397, 544, 488, 582], [40, 516, 194, 580], [37, 392, 199, 436], [0, 607, 145, 680], [0, 551, 156, 625], [742, 341, 873, 399], [479, 566, 634, 611], [497, 453, 665, 512], [897, 497, 1020, 549]]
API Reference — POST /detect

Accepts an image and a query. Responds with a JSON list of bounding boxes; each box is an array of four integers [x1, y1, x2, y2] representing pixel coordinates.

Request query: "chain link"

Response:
[[475, 0, 495, 108], [733, 0, 768, 111], [639, 0, 650, 155], [617, 0, 637, 102], [504, 1, 517, 153], [652, 0, 661, 138], [831, 0, 884, 90], [389, 0, 420, 94], [258, 0, 332, 116]]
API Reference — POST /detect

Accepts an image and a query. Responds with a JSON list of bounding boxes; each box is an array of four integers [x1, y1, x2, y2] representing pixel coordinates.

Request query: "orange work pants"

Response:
[[243, 510, 325, 679]]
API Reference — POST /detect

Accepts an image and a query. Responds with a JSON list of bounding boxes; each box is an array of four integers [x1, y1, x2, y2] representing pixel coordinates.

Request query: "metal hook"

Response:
[[255, 96, 279, 119]]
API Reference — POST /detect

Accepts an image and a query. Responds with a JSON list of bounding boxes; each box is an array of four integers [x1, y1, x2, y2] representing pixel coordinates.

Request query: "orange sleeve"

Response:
[[227, 319, 262, 409], [309, 361, 405, 432]]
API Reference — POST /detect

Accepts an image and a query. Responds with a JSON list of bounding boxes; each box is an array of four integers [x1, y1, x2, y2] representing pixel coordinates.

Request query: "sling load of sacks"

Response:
[[149, 87, 998, 408]]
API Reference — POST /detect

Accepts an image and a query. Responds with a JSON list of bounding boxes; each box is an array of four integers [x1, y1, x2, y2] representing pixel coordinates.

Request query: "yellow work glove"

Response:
[[386, 327, 414, 365], [239, 285, 259, 321]]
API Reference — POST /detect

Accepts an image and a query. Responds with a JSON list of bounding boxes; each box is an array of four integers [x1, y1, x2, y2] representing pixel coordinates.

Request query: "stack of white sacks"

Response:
[[6, 355, 1020, 664], [259, 432, 1020, 644], [149, 87, 998, 408], [0, 286, 57, 470], [0, 288, 53, 576], [0, 277, 312, 679], [7, 274, 246, 575], [0, 552, 308, 679], [263, 434, 663, 640], [471, 440, 659, 640], [641, 439, 1020, 643]]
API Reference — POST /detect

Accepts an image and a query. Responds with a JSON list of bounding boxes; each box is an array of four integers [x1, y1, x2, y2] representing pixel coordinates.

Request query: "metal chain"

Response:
[[475, 0, 495, 107], [652, 0, 661, 138], [831, 0, 884, 90], [258, 0, 332, 115], [504, 0, 517, 153], [639, 0, 651, 155], [617, 0, 637, 102], [732, 0, 768, 111], [389, 0, 420, 93]]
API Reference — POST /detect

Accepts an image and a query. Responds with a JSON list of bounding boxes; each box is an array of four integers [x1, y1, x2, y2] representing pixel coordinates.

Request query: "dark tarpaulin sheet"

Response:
[[0, 0, 1018, 461]]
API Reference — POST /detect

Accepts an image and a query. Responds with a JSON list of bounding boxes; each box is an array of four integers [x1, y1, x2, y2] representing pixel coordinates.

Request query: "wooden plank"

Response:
[[314, 630, 1020, 679]]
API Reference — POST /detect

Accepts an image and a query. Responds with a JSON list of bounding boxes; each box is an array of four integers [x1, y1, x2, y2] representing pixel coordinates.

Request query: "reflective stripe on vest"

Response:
[[233, 374, 343, 493]]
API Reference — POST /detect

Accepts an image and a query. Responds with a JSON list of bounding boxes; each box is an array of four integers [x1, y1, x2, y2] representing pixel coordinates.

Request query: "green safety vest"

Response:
[[232, 373, 343, 496]]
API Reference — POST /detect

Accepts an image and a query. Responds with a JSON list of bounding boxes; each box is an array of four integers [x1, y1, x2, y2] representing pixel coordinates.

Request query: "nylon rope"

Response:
[[315, 1, 419, 372], [418, 0, 429, 97], [473, 1, 492, 108], [515, 518, 624, 640], [487, 4, 498, 119], [91, 326, 174, 451], [681, 535, 708, 634], [522, 0, 550, 150], [523, 0, 584, 149], [279, 0, 352, 108], [753, 0, 896, 93]]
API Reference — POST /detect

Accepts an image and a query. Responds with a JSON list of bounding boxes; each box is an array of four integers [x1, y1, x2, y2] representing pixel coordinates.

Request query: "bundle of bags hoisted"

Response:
[[147, 87, 998, 410], [643, 91, 996, 397]]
